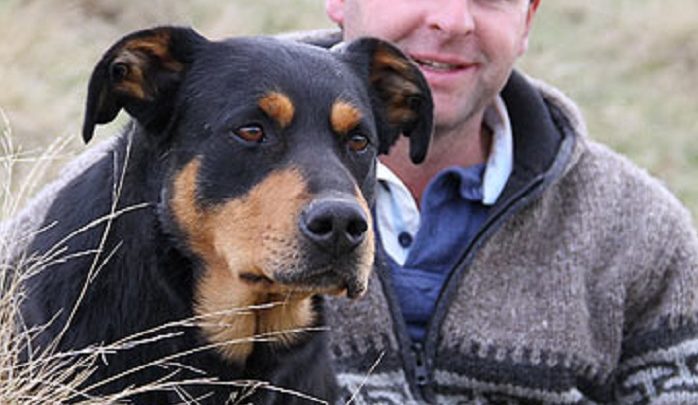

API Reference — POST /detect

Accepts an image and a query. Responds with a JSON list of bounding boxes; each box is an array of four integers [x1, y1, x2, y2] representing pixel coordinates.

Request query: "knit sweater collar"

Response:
[[496, 70, 581, 205]]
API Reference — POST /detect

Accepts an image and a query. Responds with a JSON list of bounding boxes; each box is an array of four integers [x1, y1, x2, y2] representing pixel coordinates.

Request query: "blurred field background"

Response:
[[1, 0, 697, 218]]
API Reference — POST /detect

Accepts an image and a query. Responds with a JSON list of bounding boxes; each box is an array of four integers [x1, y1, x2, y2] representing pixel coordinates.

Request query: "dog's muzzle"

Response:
[[270, 194, 371, 298]]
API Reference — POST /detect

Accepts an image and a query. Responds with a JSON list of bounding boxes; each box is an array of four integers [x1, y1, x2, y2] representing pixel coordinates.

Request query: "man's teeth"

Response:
[[416, 59, 459, 70]]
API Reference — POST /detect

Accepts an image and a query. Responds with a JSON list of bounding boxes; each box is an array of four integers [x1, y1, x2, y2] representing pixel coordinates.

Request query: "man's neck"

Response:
[[379, 115, 492, 205]]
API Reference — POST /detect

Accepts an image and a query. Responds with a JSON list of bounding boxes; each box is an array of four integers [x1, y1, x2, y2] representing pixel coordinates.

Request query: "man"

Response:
[[318, 0, 698, 403]]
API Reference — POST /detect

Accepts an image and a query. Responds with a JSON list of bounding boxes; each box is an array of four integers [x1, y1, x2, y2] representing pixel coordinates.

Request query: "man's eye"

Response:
[[233, 125, 265, 143], [347, 134, 370, 152]]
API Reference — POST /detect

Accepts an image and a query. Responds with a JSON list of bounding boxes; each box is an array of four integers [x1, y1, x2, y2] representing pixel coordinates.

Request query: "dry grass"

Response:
[[0, 117, 332, 403]]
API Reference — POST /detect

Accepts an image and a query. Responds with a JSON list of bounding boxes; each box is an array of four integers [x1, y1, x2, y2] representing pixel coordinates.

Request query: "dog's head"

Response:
[[82, 26, 432, 358]]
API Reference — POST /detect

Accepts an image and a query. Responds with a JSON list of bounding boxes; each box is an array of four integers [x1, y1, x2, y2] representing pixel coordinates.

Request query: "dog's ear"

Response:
[[82, 26, 207, 143], [340, 38, 433, 164]]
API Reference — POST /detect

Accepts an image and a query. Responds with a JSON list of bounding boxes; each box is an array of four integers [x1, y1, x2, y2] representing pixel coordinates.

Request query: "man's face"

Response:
[[327, 0, 539, 133]]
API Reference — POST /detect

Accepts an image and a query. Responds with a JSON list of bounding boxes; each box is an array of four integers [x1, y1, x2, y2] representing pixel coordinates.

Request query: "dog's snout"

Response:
[[300, 198, 368, 255]]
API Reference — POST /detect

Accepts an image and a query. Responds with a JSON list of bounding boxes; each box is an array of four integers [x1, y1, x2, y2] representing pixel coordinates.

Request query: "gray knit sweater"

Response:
[[323, 72, 698, 404]]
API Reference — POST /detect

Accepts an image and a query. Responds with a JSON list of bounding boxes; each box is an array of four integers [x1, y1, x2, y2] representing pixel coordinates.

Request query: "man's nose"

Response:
[[425, 0, 476, 36]]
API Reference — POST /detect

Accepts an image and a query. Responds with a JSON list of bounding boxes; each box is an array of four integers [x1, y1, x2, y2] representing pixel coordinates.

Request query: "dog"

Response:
[[18, 26, 432, 403]]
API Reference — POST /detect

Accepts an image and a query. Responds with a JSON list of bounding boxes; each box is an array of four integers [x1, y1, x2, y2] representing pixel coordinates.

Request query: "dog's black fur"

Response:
[[19, 27, 432, 403]]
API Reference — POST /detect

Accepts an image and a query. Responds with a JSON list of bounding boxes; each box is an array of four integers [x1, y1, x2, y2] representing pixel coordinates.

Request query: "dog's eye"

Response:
[[347, 134, 369, 152], [233, 125, 265, 143]]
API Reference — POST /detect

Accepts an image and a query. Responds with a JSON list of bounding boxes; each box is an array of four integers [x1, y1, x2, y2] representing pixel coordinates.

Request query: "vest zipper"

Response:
[[413, 342, 429, 386], [412, 341, 436, 402]]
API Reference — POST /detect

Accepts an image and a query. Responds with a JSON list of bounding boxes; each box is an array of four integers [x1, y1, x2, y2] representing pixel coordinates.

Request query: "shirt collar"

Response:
[[482, 95, 513, 205], [377, 95, 513, 206]]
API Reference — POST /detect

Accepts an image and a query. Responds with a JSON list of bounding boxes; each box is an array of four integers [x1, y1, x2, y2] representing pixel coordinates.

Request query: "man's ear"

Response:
[[82, 26, 207, 143], [340, 37, 433, 164]]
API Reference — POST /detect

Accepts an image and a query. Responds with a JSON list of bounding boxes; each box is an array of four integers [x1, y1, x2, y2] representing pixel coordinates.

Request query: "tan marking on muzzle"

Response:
[[352, 184, 375, 297], [258, 91, 295, 129], [170, 160, 317, 363], [330, 100, 363, 135]]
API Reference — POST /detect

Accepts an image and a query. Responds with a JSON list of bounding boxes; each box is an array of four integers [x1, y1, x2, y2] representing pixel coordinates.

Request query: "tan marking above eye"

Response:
[[258, 92, 295, 128], [330, 100, 363, 135]]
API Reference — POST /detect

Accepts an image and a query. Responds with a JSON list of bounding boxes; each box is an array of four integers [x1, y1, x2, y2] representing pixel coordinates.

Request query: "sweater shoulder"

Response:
[[573, 138, 693, 226], [528, 74, 694, 230], [558, 139, 698, 329]]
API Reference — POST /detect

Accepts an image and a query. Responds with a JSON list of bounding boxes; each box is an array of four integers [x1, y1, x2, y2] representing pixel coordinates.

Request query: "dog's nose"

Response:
[[300, 198, 368, 255]]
